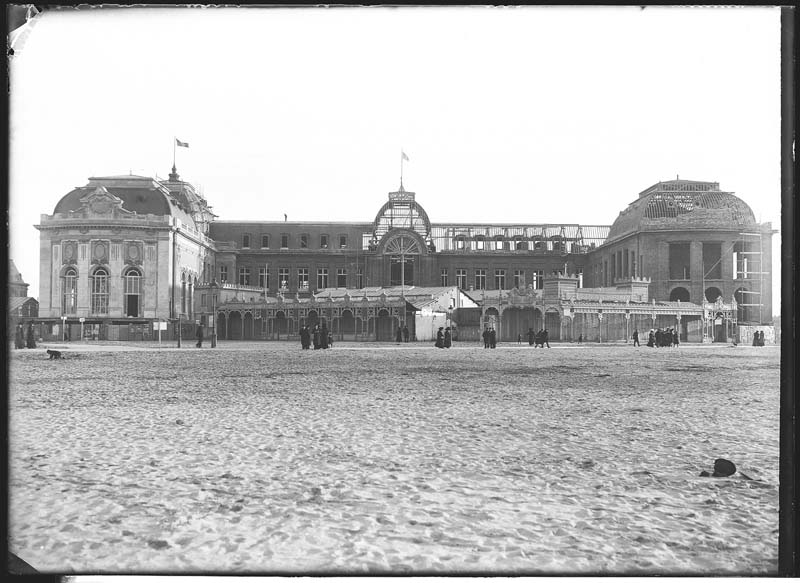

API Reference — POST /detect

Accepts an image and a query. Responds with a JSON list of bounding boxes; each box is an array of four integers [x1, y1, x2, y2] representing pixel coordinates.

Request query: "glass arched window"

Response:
[[124, 268, 142, 317], [62, 267, 78, 315], [91, 268, 109, 314]]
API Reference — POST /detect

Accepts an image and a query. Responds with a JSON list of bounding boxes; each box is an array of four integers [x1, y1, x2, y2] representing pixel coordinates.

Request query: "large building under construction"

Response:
[[33, 168, 775, 344]]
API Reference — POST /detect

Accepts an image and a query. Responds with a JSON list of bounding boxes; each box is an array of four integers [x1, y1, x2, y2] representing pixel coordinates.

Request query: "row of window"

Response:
[[61, 266, 144, 317], [442, 268, 547, 290], [452, 236, 569, 252], [242, 233, 350, 250], [220, 265, 364, 290]]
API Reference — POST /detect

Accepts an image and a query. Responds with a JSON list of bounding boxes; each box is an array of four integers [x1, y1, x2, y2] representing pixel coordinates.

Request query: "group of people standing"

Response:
[[435, 326, 453, 348], [300, 323, 333, 350], [482, 327, 497, 349], [395, 324, 410, 343], [752, 330, 767, 346], [14, 322, 37, 349], [644, 327, 679, 348], [526, 328, 550, 348]]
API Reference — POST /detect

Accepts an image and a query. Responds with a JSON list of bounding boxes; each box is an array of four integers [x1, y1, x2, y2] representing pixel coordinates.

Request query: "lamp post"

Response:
[[210, 279, 218, 348], [61, 315, 67, 342]]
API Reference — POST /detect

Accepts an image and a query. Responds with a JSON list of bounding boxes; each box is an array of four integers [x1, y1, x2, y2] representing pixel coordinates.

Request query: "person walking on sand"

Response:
[[396, 326, 403, 344], [527, 327, 535, 346], [26, 322, 36, 349], [444, 327, 452, 348], [632, 328, 639, 347], [402, 324, 409, 342], [435, 327, 444, 348], [320, 322, 329, 349], [542, 329, 550, 348], [647, 329, 655, 347], [299, 326, 309, 349], [327, 330, 334, 349], [313, 324, 321, 350], [489, 327, 497, 349], [483, 327, 491, 349], [195, 323, 204, 348], [15, 323, 25, 349]]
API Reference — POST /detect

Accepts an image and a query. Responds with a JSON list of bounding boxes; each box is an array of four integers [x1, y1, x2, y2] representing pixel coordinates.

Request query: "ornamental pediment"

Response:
[[76, 187, 135, 218]]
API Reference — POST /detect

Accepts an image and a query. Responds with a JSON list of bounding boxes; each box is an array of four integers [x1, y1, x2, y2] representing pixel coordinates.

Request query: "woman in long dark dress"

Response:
[[313, 325, 321, 349], [435, 327, 444, 348], [444, 327, 452, 348], [15, 324, 25, 349], [320, 322, 329, 349]]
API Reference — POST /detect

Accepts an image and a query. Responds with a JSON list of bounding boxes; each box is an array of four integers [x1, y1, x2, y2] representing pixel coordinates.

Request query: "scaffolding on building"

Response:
[[733, 231, 767, 324]]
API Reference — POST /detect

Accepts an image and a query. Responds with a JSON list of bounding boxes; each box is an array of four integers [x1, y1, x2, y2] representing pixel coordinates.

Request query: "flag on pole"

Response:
[[401, 150, 409, 161], [176, 139, 190, 148]]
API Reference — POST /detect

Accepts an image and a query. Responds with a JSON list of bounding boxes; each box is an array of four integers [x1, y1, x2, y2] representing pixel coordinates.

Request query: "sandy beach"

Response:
[[8, 341, 779, 574]]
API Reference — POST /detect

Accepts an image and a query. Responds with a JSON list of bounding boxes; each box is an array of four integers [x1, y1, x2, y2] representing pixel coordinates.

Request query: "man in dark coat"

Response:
[[542, 328, 550, 348], [195, 323, 204, 348], [15, 324, 25, 349], [402, 324, 410, 342], [489, 328, 497, 349], [632, 328, 640, 347], [435, 327, 444, 348], [483, 327, 490, 349], [300, 326, 310, 349], [26, 322, 36, 349], [320, 322, 329, 349], [647, 329, 655, 347], [313, 325, 321, 349], [396, 326, 403, 343], [527, 328, 535, 346], [444, 327, 452, 348], [672, 328, 679, 347]]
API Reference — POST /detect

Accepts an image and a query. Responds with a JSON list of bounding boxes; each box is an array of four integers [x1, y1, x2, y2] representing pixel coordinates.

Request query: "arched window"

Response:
[[669, 287, 690, 302], [705, 287, 722, 302], [91, 267, 109, 314], [494, 235, 505, 251], [475, 235, 485, 251], [514, 237, 528, 251], [124, 268, 142, 317], [62, 267, 78, 315]]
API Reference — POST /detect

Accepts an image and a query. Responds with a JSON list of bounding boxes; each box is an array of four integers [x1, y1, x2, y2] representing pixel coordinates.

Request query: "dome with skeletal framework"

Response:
[[606, 180, 756, 243]]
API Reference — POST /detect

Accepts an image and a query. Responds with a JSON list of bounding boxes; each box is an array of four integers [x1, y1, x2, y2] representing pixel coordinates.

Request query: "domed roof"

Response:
[[607, 180, 756, 243], [52, 175, 196, 227]]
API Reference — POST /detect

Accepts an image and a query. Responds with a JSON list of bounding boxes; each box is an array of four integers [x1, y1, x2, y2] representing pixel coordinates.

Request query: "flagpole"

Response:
[[400, 150, 404, 188], [173, 136, 176, 168]]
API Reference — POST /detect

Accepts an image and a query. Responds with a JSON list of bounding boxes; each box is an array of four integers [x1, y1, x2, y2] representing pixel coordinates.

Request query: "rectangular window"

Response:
[[201, 294, 207, 307], [440, 268, 448, 287], [357, 266, 364, 289], [533, 269, 544, 290], [219, 265, 228, 283], [259, 267, 269, 289], [337, 268, 347, 288], [300, 234, 309, 249], [242, 234, 250, 249], [703, 242, 722, 279], [238, 267, 251, 286], [261, 235, 270, 249], [475, 269, 486, 290], [298, 267, 309, 290], [317, 267, 328, 290], [281, 234, 289, 249], [623, 250, 629, 277], [320, 235, 329, 249], [339, 235, 347, 248], [476, 238, 485, 251], [456, 237, 466, 250], [279, 267, 290, 290], [513, 269, 524, 288], [456, 268, 467, 290], [669, 242, 691, 279], [494, 269, 506, 290]]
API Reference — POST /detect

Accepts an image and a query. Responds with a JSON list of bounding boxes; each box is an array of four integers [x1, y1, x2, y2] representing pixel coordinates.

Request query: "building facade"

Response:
[[33, 170, 774, 343]]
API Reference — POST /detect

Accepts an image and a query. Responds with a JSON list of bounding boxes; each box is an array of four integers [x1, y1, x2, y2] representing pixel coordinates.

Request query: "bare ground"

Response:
[[7, 341, 780, 575]]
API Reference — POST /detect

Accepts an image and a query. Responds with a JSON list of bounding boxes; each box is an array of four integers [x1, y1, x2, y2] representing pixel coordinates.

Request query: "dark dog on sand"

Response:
[[46, 349, 63, 360]]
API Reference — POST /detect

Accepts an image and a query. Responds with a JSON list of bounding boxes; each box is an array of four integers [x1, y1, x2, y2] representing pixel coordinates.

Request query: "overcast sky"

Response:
[[8, 6, 783, 313]]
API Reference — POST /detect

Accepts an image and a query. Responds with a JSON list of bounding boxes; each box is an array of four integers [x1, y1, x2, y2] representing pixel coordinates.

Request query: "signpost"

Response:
[[79, 317, 85, 341], [153, 320, 167, 345]]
